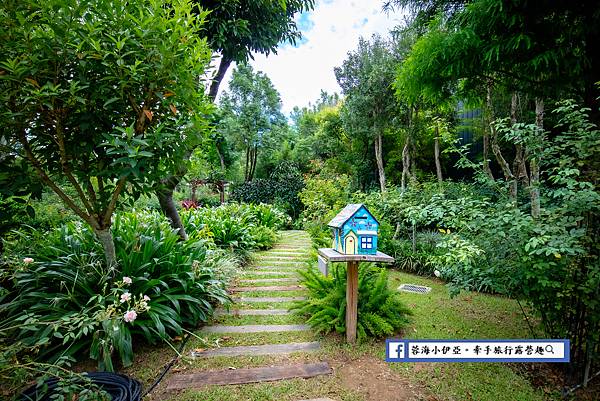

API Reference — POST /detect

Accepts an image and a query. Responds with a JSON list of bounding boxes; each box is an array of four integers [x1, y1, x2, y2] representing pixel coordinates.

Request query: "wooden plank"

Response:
[[200, 324, 310, 333], [214, 309, 291, 316], [191, 342, 320, 358], [297, 399, 336, 401], [346, 261, 359, 344], [166, 362, 331, 390], [318, 248, 394, 263], [235, 296, 306, 302], [231, 285, 304, 292]]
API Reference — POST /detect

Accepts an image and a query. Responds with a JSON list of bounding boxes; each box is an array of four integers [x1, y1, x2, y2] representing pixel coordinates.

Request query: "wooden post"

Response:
[[317, 248, 394, 345], [346, 261, 359, 343]]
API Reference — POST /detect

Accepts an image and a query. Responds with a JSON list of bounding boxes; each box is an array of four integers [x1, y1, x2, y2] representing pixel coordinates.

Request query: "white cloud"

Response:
[[216, 0, 407, 116]]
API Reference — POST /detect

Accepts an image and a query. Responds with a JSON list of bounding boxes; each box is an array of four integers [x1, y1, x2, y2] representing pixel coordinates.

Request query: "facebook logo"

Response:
[[387, 340, 405, 360]]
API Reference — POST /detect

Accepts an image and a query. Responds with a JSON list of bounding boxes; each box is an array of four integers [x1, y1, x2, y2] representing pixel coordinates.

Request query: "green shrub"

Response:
[[182, 204, 255, 254], [230, 162, 304, 219], [291, 264, 412, 341], [182, 203, 290, 254], [1, 210, 231, 371], [250, 226, 278, 250], [298, 173, 350, 227]]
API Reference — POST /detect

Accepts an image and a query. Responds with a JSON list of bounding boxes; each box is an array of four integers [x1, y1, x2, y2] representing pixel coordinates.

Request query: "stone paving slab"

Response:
[[199, 324, 310, 333], [238, 278, 299, 284], [253, 265, 303, 270], [231, 285, 304, 292], [191, 341, 320, 358], [166, 362, 332, 389], [214, 309, 291, 316], [234, 296, 306, 302], [241, 271, 298, 276]]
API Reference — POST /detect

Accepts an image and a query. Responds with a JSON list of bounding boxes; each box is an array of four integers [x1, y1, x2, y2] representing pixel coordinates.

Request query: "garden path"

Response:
[[164, 230, 333, 392]]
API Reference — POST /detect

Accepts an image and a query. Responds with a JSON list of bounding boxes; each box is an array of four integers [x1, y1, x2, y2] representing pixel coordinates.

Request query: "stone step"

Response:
[[166, 362, 331, 389], [257, 254, 301, 260], [241, 271, 297, 276], [234, 296, 306, 303], [191, 341, 320, 358], [199, 324, 310, 334], [231, 285, 304, 292], [253, 265, 302, 270], [215, 309, 291, 316], [238, 278, 298, 284]]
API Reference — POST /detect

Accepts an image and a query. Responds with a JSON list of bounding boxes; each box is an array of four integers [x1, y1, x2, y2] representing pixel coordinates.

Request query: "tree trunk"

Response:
[[530, 97, 544, 218], [208, 57, 232, 101], [244, 146, 250, 182], [157, 186, 188, 240], [410, 107, 418, 179], [434, 127, 443, 183], [401, 137, 411, 193], [155, 56, 233, 238], [487, 85, 516, 199], [482, 133, 494, 180], [482, 85, 495, 181], [249, 145, 258, 181], [374, 132, 386, 192], [94, 227, 117, 268], [215, 142, 226, 172], [511, 92, 528, 191], [401, 107, 414, 193], [486, 88, 515, 199]]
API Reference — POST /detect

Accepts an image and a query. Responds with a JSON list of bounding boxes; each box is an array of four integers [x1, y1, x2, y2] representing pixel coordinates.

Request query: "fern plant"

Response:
[[291, 264, 412, 341]]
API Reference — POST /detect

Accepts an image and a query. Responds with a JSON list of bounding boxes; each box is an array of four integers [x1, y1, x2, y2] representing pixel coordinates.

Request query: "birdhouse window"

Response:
[[361, 236, 373, 249]]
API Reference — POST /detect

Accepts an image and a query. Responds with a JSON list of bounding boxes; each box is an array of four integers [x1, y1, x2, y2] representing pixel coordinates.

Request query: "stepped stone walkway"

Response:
[[165, 230, 333, 394]]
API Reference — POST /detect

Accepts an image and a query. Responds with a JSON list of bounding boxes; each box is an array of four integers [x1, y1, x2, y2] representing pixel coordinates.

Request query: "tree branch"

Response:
[[103, 177, 127, 226], [209, 56, 233, 101], [55, 122, 95, 215], [17, 129, 96, 228]]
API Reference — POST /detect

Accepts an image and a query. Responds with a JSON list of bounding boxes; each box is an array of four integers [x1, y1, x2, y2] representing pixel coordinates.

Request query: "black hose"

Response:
[[141, 333, 191, 398], [20, 372, 142, 401], [20, 335, 191, 400]]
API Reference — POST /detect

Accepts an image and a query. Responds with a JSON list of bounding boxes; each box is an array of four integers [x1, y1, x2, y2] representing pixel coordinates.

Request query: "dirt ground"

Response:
[[334, 355, 435, 401]]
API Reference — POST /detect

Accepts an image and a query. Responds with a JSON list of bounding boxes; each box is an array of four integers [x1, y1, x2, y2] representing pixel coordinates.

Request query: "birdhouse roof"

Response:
[[327, 204, 378, 228]]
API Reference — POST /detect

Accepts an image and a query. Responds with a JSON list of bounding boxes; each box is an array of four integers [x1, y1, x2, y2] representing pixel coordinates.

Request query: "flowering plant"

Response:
[[89, 277, 151, 371]]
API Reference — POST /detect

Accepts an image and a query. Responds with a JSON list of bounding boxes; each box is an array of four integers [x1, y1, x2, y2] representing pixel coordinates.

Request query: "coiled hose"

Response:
[[20, 334, 190, 400], [20, 372, 142, 401]]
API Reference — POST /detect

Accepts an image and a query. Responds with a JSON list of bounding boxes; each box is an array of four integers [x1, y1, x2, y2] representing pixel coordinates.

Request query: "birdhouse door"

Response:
[[345, 233, 357, 255]]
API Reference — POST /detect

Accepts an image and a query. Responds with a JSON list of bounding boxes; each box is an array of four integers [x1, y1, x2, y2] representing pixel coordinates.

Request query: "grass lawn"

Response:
[[121, 268, 557, 401]]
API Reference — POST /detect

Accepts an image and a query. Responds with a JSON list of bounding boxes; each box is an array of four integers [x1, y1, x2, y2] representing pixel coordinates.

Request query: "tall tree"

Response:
[[0, 0, 212, 264], [335, 35, 404, 193], [155, 0, 315, 237], [396, 0, 600, 211], [219, 65, 285, 182], [199, 0, 315, 100]]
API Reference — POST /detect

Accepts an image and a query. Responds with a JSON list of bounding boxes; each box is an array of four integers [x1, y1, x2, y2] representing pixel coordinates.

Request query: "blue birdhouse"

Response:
[[328, 204, 379, 255]]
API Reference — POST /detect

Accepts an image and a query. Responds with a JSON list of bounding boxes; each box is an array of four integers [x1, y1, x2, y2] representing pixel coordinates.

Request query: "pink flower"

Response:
[[122, 276, 132, 285], [23, 257, 34, 264], [143, 295, 150, 302], [120, 292, 131, 303], [123, 310, 137, 323]]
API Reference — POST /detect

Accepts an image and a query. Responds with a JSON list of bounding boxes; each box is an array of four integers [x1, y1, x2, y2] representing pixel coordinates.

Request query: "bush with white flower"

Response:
[[89, 277, 151, 371]]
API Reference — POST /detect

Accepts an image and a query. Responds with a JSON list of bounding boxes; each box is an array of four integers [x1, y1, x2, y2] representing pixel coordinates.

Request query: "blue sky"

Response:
[[217, 0, 406, 116]]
